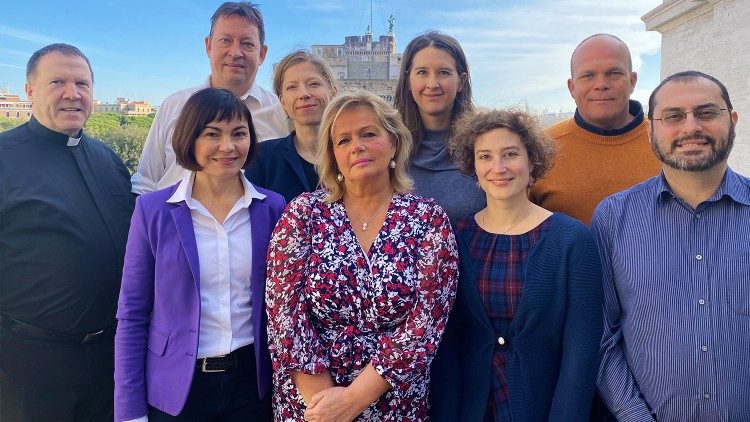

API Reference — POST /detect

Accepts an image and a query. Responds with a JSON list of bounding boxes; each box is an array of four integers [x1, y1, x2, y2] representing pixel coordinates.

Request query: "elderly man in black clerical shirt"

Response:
[[0, 43, 134, 421]]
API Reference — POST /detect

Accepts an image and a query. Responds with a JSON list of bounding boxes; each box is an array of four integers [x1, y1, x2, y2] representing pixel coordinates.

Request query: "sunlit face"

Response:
[[279, 61, 336, 128], [205, 14, 268, 94], [331, 105, 396, 188], [194, 117, 251, 179], [567, 36, 637, 130], [474, 128, 532, 202], [408, 46, 465, 130], [25, 52, 93, 137], [650, 78, 738, 172]]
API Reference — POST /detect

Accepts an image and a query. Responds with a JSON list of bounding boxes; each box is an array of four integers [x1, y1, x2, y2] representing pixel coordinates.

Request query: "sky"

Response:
[[1, 0, 663, 113]]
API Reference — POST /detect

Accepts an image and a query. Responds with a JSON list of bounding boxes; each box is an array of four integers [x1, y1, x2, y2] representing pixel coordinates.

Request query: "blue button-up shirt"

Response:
[[591, 168, 750, 422]]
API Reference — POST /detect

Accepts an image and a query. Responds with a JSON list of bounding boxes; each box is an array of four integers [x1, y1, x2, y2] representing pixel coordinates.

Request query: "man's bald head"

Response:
[[566, 33, 638, 130], [570, 34, 632, 77]]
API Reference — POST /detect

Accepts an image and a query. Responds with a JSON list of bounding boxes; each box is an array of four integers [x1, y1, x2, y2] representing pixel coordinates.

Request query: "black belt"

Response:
[[197, 344, 251, 373], [0, 314, 113, 344]]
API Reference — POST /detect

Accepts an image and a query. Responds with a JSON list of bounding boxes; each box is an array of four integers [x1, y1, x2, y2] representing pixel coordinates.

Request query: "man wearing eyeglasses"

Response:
[[130, 1, 289, 195], [592, 70, 749, 421], [530, 34, 661, 225]]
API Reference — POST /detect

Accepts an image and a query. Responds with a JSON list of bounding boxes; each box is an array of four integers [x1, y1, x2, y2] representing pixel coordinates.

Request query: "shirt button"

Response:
[[695, 213, 702, 219], [696, 254, 703, 260], [698, 299, 706, 305], [497, 336, 506, 346], [701, 345, 708, 352], [704, 393, 711, 400]]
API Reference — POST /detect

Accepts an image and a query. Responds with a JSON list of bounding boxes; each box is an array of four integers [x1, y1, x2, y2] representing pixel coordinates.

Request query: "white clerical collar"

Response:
[[67, 136, 81, 147]]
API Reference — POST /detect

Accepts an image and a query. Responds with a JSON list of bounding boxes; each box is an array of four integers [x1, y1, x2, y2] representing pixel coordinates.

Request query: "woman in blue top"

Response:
[[393, 31, 485, 222], [430, 108, 603, 421], [245, 50, 337, 202]]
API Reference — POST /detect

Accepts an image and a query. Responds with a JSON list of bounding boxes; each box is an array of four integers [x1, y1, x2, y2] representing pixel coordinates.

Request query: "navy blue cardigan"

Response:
[[430, 213, 603, 421], [244, 132, 315, 203]]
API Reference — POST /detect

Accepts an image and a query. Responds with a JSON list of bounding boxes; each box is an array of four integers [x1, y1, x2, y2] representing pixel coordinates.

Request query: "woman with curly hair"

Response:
[[431, 108, 603, 421]]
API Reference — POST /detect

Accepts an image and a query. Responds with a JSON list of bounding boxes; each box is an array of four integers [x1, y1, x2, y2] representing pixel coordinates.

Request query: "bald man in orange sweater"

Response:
[[530, 34, 660, 225]]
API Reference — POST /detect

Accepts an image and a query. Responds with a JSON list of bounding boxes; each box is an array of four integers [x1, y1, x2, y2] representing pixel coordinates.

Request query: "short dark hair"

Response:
[[209, 2, 265, 44], [393, 30, 474, 151], [172, 88, 257, 171], [449, 108, 556, 182], [27, 43, 93, 83], [648, 70, 733, 119]]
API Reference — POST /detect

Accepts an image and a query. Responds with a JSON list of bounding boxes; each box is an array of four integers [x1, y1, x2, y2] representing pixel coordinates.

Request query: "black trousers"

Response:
[[148, 345, 272, 422], [0, 327, 114, 422]]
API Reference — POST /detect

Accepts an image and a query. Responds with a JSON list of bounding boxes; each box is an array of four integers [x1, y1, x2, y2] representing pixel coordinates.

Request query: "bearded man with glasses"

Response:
[[592, 70, 749, 421]]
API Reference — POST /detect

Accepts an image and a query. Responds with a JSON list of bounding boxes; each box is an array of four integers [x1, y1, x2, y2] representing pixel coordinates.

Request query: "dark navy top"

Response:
[[245, 132, 318, 203]]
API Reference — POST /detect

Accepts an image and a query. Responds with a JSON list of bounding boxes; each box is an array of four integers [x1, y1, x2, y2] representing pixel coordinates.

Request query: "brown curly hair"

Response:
[[449, 108, 556, 182]]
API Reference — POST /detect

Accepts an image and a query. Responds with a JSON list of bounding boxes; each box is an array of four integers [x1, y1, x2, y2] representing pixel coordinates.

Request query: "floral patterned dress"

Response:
[[266, 190, 459, 421]]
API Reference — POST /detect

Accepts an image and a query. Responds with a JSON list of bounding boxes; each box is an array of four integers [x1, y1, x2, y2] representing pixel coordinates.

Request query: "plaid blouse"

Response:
[[456, 215, 551, 422]]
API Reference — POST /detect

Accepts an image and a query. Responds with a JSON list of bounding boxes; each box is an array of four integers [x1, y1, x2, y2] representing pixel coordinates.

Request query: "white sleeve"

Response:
[[130, 104, 171, 195]]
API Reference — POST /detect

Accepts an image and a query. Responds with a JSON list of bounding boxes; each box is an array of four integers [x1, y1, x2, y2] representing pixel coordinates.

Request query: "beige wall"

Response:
[[644, 0, 750, 175]]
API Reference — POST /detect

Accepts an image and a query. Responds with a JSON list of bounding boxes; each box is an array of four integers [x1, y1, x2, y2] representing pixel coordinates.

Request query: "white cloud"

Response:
[[0, 24, 57, 45], [0, 62, 25, 69], [424, 0, 663, 111]]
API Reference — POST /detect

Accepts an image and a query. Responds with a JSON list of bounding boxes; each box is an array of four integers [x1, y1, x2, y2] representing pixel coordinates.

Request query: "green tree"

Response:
[[122, 115, 154, 129], [0, 117, 24, 132], [97, 125, 149, 175], [85, 112, 123, 138], [85, 112, 154, 174]]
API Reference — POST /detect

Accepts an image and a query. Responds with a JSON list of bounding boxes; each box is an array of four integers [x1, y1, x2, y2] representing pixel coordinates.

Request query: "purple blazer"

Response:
[[114, 182, 285, 421]]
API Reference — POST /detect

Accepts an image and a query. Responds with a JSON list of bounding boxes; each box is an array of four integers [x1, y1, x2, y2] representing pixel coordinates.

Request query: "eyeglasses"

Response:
[[653, 106, 730, 126]]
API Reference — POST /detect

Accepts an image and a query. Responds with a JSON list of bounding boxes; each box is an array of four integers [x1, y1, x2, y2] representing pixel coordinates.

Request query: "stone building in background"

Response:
[[643, 0, 749, 174], [94, 97, 156, 116], [312, 16, 401, 102], [0, 90, 32, 120]]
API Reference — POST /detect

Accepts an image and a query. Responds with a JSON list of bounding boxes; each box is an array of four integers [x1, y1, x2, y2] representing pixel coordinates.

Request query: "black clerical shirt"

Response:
[[0, 117, 134, 335]]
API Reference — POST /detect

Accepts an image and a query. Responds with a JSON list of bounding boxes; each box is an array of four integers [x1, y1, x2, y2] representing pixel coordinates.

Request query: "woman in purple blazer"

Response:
[[114, 88, 285, 422]]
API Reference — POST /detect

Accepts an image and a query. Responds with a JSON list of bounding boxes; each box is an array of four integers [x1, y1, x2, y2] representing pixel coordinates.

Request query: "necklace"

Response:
[[349, 195, 392, 231], [482, 201, 533, 235]]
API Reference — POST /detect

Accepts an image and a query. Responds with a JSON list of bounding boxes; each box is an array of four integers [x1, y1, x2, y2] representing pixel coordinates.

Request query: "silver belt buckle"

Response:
[[82, 329, 104, 343], [201, 355, 226, 373]]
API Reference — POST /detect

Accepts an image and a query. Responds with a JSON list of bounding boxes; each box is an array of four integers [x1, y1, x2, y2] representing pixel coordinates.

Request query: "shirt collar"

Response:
[[204, 76, 262, 107], [574, 100, 644, 136], [167, 170, 266, 208], [656, 167, 750, 206], [28, 116, 83, 147]]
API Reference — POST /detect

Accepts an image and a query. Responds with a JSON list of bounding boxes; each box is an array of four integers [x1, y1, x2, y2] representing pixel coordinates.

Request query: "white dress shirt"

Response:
[[130, 79, 291, 194], [165, 171, 266, 359]]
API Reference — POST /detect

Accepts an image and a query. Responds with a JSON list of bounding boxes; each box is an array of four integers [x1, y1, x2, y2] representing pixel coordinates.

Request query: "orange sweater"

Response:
[[530, 117, 661, 225]]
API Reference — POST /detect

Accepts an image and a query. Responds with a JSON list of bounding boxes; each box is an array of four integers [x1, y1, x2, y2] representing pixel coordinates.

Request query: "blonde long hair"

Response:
[[317, 90, 414, 202]]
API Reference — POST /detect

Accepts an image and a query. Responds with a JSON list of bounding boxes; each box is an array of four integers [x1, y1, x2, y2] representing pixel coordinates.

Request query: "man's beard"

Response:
[[650, 122, 735, 172]]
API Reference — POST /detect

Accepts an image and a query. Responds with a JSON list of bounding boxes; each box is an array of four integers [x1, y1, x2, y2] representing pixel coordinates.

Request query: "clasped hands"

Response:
[[303, 386, 363, 422]]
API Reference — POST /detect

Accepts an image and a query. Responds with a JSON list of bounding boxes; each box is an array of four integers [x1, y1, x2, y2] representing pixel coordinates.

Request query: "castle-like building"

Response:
[[312, 16, 402, 102]]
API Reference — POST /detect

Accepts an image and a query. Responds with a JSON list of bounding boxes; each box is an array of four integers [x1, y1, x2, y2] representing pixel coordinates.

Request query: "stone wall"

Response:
[[644, 0, 750, 174]]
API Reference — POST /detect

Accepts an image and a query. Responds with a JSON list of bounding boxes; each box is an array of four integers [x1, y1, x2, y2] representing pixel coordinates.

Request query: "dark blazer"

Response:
[[114, 181, 285, 421], [245, 133, 316, 203], [430, 213, 603, 421]]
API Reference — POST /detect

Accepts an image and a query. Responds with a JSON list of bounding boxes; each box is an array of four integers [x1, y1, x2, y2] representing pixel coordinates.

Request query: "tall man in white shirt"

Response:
[[131, 1, 290, 194]]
